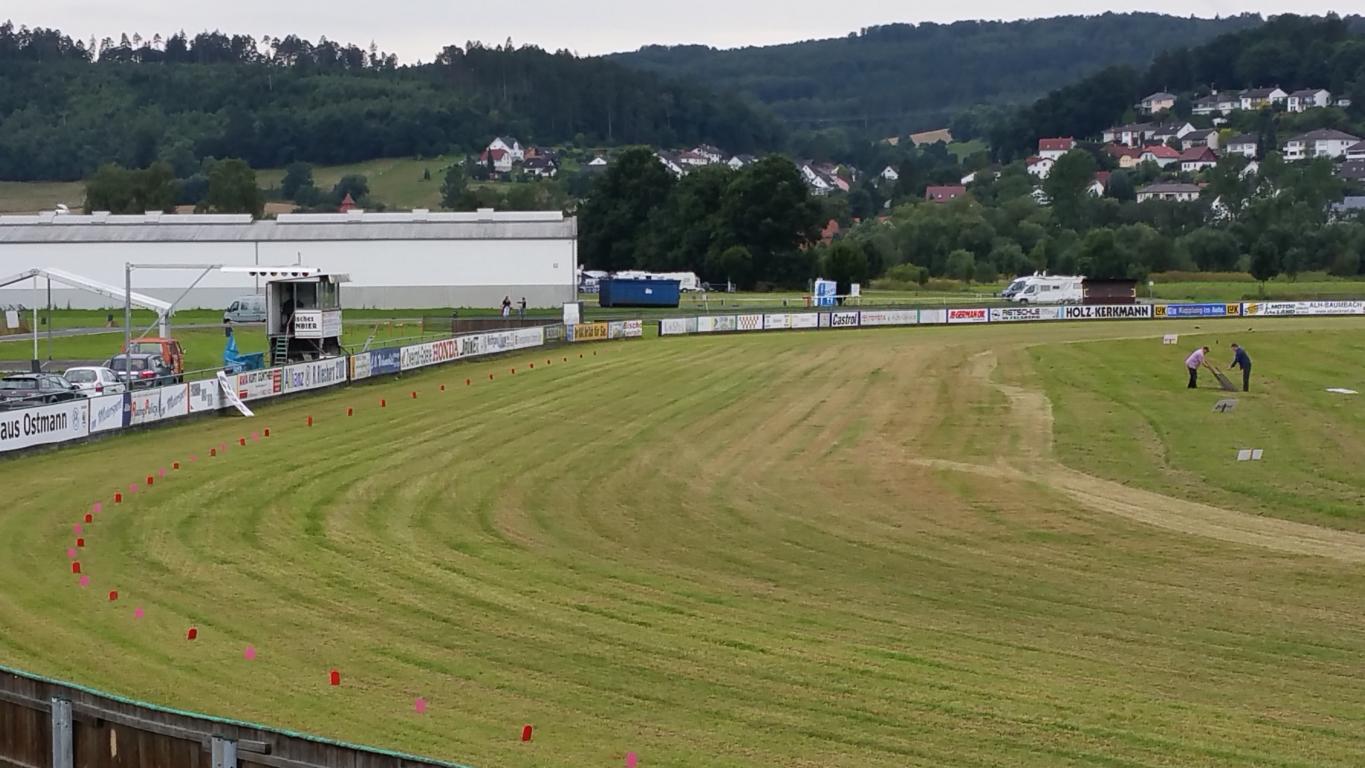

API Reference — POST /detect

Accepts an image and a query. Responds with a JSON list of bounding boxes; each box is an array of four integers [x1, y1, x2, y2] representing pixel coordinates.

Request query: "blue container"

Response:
[[599, 278, 681, 308]]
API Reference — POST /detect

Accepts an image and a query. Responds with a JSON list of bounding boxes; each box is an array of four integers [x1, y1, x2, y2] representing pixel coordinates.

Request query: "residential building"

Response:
[[679, 150, 711, 167], [1178, 146, 1219, 174], [1331, 196, 1365, 220], [1102, 123, 1155, 147], [1339, 97, 1354, 109], [727, 154, 757, 170], [1347, 142, 1365, 161], [1216, 93, 1242, 113], [486, 137, 525, 162], [478, 148, 514, 174], [1287, 89, 1331, 113], [1104, 143, 1143, 168], [1225, 134, 1259, 159], [1139, 144, 1181, 168], [925, 185, 966, 203], [1149, 122, 1196, 145], [1240, 87, 1287, 111], [1191, 95, 1221, 116], [586, 156, 609, 171], [523, 156, 558, 178], [909, 128, 953, 146], [799, 162, 834, 196], [1026, 156, 1055, 179], [1037, 137, 1075, 160], [656, 151, 687, 177], [1183, 128, 1220, 150], [1337, 160, 1365, 183], [692, 145, 725, 164], [1089, 171, 1111, 197], [1139, 91, 1177, 114], [880, 165, 900, 182], [1284, 129, 1361, 161], [1136, 182, 1202, 203]]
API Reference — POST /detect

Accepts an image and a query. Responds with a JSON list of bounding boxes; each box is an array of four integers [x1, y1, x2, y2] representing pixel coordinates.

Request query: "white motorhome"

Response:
[[1009, 275, 1084, 304], [612, 270, 703, 292]]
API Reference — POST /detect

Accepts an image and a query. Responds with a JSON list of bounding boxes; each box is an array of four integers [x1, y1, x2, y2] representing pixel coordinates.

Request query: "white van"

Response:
[[223, 295, 267, 323], [1010, 275, 1084, 305]]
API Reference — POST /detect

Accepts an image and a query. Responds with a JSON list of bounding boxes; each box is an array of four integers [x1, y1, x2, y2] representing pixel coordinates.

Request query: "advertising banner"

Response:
[[572, 322, 609, 342], [1155, 303, 1240, 318], [697, 315, 738, 333], [0, 400, 90, 453], [990, 306, 1062, 323], [189, 379, 223, 413], [608, 320, 644, 339], [919, 309, 948, 325], [129, 384, 190, 425], [817, 312, 831, 329], [829, 311, 861, 328], [236, 368, 283, 402], [1242, 301, 1365, 317], [764, 313, 819, 330], [544, 324, 566, 342], [858, 310, 918, 327], [660, 318, 689, 336], [322, 310, 343, 338], [947, 308, 989, 324], [1060, 304, 1154, 320], [737, 314, 764, 331], [293, 310, 322, 339], [401, 337, 462, 371], [88, 393, 128, 433], [282, 358, 348, 394]]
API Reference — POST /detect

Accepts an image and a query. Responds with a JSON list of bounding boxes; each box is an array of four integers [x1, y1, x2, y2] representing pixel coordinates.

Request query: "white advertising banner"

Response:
[[88, 393, 127, 433], [660, 318, 689, 336], [0, 400, 90, 453], [764, 313, 819, 330], [858, 310, 918, 327], [294, 310, 323, 339], [1060, 304, 1154, 320], [737, 314, 764, 331], [990, 306, 1063, 323], [236, 368, 283, 402], [401, 338, 458, 370], [129, 385, 190, 425], [947, 307, 990, 324], [829, 311, 861, 328], [282, 358, 348, 394], [1242, 301, 1365, 317], [322, 310, 343, 338], [608, 320, 644, 339], [189, 379, 223, 413], [919, 309, 948, 325], [697, 315, 738, 333]]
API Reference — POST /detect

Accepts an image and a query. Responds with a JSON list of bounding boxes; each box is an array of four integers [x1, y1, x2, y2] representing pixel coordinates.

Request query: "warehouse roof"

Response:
[[0, 209, 576, 244]]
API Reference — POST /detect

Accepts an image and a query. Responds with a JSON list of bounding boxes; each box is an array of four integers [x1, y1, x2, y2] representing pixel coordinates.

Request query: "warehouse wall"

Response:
[[0, 239, 576, 310]]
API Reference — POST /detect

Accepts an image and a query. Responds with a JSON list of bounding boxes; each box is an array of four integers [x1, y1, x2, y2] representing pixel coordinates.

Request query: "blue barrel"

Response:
[[599, 278, 681, 308]]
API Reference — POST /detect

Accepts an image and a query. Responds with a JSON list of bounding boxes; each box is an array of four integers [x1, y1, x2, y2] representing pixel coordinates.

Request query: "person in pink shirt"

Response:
[[1185, 346, 1211, 389]]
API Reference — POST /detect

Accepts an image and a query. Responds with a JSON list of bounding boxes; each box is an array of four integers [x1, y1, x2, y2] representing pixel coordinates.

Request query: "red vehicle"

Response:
[[122, 337, 186, 381]]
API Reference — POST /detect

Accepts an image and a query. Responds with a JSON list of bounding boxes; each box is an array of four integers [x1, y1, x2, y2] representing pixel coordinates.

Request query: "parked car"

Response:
[[224, 295, 268, 324], [122, 337, 186, 381], [63, 366, 128, 397], [103, 353, 175, 390], [0, 373, 83, 409]]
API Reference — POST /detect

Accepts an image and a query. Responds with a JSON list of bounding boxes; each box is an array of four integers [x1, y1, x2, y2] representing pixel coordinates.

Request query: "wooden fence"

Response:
[[0, 664, 470, 768]]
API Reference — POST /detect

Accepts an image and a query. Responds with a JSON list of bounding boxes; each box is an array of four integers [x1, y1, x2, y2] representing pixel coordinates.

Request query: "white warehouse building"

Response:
[[0, 210, 577, 310]]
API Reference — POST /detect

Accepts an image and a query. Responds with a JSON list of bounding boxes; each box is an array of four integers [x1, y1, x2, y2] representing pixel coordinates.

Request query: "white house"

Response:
[[1240, 87, 1287, 111], [880, 165, 901, 182], [1037, 137, 1075, 160], [486, 137, 525, 163], [588, 156, 609, 168], [1183, 128, 1220, 151], [1284, 129, 1361, 161], [1136, 182, 1202, 203], [479, 148, 515, 174], [523, 156, 558, 178], [1225, 134, 1259, 159], [1191, 95, 1221, 116], [656, 152, 687, 177], [1103, 123, 1155, 147], [727, 154, 756, 169], [1347, 142, 1365, 161], [1179, 146, 1219, 174], [691, 145, 725, 164], [800, 163, 834, 196], [1027, 156, 1055, 179], [1139, 92, 1177, 114], [678, 150, 711, 167], [1287, 89, 1331, 113], [1149, 122, 1196, 145], [1139, 145, 1181, 168]]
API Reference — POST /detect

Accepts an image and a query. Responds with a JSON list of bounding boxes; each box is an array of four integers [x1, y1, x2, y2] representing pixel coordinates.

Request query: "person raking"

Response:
[[1186, 346, 1212, 389], [1229, 343, 1252, 392]]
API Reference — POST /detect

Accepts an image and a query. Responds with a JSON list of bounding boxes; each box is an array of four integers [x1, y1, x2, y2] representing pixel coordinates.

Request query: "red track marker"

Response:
[[71, 562, 80, 574], [440, 384, 446, 392], [329, 669, 341, 686], [307, 416, 313, 427], [411, 391, 417, 399], [210, 448, 217, 457], [84, 513, 93, 523], [173, 462, 181, 470], [239, 437, 247, 446], [108, 590, 118, 602], [511, 368, 516, 374], [466, 378, 471, 386], [146, 475, 154, 486], [114, 492, 122, 503], [489, 373, 494, 380], [263, 428, 271, 437], [76, 538, 84, 548], [521, 725, 533, 742], [563, 357, 567, 362], [381, 399, 387, 408], [529, 363, 534, 369], [186, 627, 198, 640], [347, 407, 354, 417]]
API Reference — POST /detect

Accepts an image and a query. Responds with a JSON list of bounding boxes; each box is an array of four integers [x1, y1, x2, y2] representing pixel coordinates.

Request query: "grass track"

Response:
[[0, 323, 1364, 767]]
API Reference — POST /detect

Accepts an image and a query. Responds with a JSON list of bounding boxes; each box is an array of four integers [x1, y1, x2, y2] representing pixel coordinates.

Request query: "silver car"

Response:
[[64, 366, 128, 397]]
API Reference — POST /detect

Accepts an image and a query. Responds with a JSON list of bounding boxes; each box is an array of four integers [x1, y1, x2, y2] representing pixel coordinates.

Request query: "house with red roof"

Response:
[[1037, 137, 1075, 160], [1140, 144, 1181, 168], [925, 185, 967, 203], [1178, 146, 1219, 174], [479, 147, 514, 174]]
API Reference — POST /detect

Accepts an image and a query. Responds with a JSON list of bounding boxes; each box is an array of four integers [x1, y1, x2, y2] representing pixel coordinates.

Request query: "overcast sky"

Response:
[[5, 1, 1355, 60]]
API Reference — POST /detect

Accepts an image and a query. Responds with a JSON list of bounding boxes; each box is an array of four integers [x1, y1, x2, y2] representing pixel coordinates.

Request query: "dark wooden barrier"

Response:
[[0, 664, 470, 768]]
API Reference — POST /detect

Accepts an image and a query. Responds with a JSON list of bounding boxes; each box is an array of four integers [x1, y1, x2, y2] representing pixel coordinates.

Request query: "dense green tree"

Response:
[[1178, 228, 1241, 272], [1249, 239, 1281, 286], [715, 157, 823, 288], [280, 162, 314, 200], [84, 161, 178, 214], [199, 158, 263, 216], [439, 164, 467, 209], [1044, 149, 1099, 229], [579, 147, 677, 271], [945, 249, 976, 282], [822, 241, 870, 295]]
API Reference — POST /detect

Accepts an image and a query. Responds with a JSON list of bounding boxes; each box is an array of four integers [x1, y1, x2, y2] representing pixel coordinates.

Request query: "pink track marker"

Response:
[[78, 575, 90, 587], [66, 548, 77, 559], [158, 468, 166, 478], [129, 483, 138, 494], [72, 523, 82, 535], [626, 752, 638, 768], [243, 645, 257, 661], [133, 607, 145, 619], [92, 502, 102, 514], [189, 455, 198, 462], [414, 697, 427, 714]]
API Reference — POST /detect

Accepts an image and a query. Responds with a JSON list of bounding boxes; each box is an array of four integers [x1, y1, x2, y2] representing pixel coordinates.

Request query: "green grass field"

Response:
[[2, 320, 1365, 767]]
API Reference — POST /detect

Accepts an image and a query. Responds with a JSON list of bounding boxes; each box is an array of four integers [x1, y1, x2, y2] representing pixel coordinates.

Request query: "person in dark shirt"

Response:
[[1230, 343, 1252, 392]]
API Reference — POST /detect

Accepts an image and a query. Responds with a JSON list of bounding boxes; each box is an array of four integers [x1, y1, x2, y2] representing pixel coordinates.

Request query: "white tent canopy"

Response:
[[0, 267, 173, 335]]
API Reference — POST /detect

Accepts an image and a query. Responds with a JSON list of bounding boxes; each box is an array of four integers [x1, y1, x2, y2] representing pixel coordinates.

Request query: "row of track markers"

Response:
[[62, 351, 643, 762]]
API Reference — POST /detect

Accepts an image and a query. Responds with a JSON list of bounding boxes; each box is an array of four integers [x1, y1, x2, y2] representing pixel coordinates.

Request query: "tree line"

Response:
[[0, 22, 783, 182]]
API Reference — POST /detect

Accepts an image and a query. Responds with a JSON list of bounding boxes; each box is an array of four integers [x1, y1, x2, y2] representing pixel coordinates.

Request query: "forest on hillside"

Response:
[[611, 14, 1262, 136], [0, 23, 783, 181]]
